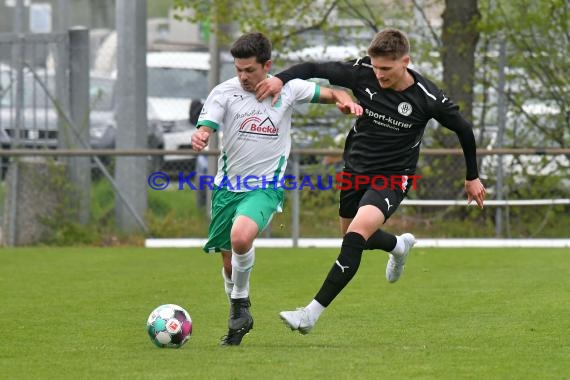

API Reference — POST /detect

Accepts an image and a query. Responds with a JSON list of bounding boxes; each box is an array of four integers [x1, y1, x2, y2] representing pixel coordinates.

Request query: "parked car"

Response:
[[88, 75, 164, 172], [0, 67, 164, 177]]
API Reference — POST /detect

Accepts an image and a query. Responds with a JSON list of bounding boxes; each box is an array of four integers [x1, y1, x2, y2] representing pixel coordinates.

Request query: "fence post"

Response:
[[5, 2, 26, 246], [495, 38, 508, 237], [68, 27, 91, 225], [115, 0, 148, 233]]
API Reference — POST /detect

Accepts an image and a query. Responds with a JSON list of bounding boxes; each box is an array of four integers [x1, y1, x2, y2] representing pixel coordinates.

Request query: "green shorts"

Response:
[[203, 187, 284, 253]]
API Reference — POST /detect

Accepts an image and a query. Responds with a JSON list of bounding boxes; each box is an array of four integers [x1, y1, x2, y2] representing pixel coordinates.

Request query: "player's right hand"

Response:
[[465, 178, 486, 209], [191, 129, 210, 152], [255, 77, 283, 106]]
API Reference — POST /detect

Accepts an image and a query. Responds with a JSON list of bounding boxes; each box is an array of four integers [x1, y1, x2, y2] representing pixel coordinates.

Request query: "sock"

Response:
[[221, 267, 234, 303], [391, 235, 405, 255], [305, 299, 326, 321], [230, 247, 255, 299], [314, 232, 366, 307], [365, 229, 397, 252]]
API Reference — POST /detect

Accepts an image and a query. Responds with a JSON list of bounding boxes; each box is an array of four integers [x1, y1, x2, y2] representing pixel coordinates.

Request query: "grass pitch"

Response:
[[1, 246, 569, 379]]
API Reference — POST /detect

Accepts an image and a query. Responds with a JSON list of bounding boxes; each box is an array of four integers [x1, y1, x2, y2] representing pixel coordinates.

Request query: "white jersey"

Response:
[[197, 77, 319, 191]]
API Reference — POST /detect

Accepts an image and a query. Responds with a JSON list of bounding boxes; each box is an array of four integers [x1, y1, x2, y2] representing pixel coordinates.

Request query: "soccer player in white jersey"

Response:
[[191, 32, 362, 346]]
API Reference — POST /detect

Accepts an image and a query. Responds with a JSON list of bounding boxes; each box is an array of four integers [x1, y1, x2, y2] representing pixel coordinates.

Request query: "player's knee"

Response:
[[230, 234, 253, 254]]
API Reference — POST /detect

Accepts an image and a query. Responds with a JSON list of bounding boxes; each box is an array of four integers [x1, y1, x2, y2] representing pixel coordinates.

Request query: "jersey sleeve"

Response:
[[284, 79, 319, 105], [431, 90, 479, 180], [275, 60, 358, 91], [196, 85, 226, 131]]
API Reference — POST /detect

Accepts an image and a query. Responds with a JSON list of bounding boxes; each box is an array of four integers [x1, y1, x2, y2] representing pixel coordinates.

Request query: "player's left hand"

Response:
[[465, 178, 486, 209]]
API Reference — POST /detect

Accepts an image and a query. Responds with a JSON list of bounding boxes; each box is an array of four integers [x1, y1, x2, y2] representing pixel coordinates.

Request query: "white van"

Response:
[[93, 34, 234, 166], [147, 51, 235, 164], [146, 51, 211, 163]]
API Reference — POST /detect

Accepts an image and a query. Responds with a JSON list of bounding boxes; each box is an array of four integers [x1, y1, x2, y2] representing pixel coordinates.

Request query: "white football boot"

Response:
[[386, 233, 416, 283], [279, 307, 316, 335]]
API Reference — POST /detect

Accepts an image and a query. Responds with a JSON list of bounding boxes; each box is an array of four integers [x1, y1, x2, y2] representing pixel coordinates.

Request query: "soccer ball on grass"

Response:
[[147, 304, 192, 348]]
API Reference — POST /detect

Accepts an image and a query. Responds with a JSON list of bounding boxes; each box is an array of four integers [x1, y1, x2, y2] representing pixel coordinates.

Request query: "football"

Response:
[[146, 304, 192, 348]]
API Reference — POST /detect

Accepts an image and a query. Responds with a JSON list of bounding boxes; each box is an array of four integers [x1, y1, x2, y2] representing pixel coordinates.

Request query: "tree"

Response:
[[478, 0, 568, 149], [474, 0, 569, 237], [172, 0, 343, 54], [441, 0, 480, 123]]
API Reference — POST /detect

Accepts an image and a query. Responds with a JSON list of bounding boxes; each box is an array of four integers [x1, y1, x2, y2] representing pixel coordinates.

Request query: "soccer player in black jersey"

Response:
[[255, 28, 486, 334]]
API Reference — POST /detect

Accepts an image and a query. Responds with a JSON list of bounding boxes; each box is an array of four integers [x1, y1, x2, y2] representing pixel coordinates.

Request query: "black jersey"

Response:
[[276, 57, 479, 180]]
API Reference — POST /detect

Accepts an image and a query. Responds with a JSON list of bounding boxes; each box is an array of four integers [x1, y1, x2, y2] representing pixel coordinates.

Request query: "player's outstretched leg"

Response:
[[220, 297, 253, 346], [386, 233, 416, 283]]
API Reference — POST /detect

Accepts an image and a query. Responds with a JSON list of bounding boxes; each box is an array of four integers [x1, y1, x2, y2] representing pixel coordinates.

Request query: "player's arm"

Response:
[[433, 97, 486, 209], [256, 61, 354, 103], [191, 85, 225, 152], [318, 87, 363, 116]]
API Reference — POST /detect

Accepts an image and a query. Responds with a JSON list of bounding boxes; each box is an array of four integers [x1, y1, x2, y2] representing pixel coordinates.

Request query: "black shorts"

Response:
[[338, 174, 412, 220]]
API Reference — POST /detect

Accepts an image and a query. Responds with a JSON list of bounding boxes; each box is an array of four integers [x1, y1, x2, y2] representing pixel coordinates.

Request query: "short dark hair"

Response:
[[367, 28, 410, 60], [230, 32, 272, 64]]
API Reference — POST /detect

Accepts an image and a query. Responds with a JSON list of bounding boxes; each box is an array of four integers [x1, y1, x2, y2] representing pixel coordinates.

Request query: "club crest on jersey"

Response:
[[397, 102, 413, 116], [238, 116, 279, 136]]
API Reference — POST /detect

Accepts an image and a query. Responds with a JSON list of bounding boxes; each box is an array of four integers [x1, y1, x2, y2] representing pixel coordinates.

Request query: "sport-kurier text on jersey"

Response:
[[276, 57, 479, 179]]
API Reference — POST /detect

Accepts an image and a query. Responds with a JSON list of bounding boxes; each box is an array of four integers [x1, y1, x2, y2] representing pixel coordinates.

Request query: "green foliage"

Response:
[[477, 0, 569, 148], [146, 186, 208, 238], [34, 159, 98, 246], [173, 0, 334, 50], [171, 0, 394, 55], [46, 221, 97, 246], [90, 174, 116, 224], [147, 0, 173, 18]]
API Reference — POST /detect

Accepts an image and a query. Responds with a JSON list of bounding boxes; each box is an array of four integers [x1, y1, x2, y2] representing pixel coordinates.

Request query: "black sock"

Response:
[[364, 229, 397, 252], [314, 232, 366, 307]]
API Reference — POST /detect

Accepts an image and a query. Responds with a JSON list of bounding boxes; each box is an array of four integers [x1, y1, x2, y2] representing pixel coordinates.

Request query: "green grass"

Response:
[[1, 247, 569, 379]]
